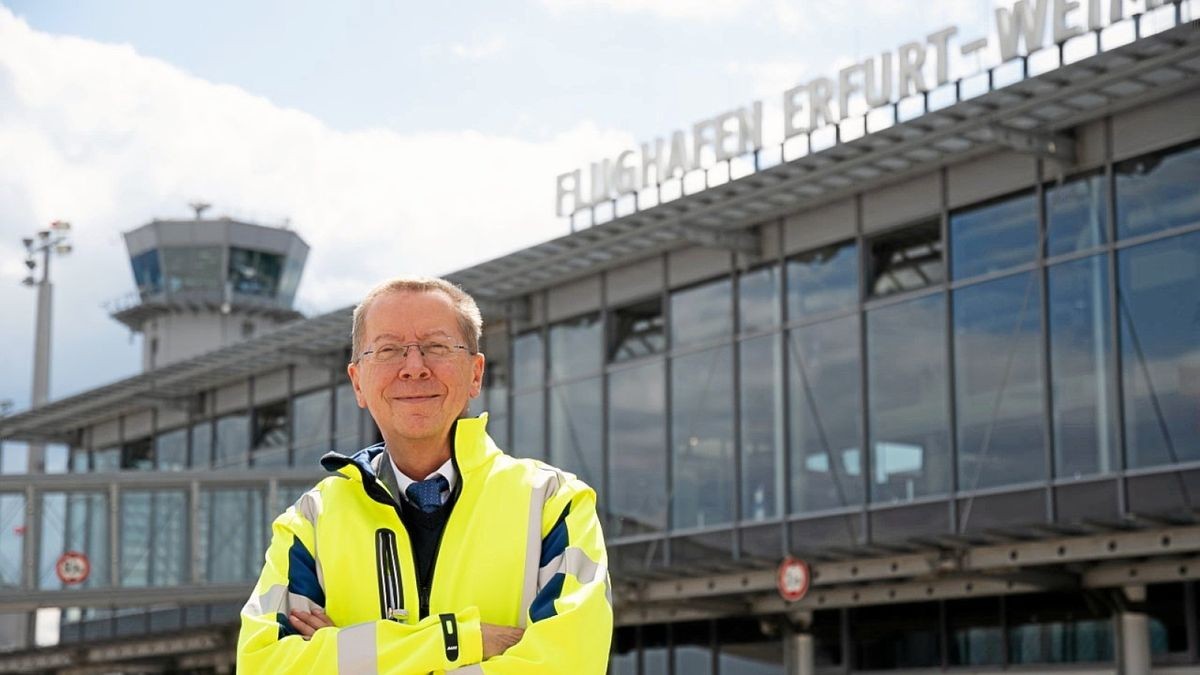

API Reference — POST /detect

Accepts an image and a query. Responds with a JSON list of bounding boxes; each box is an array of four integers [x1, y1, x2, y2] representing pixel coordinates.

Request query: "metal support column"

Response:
[[785, 612, 815, 675], [1119, 585, 1151, 675]]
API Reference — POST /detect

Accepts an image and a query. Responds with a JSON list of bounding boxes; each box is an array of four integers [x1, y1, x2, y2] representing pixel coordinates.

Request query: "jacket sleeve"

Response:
[[455, 474, 613, 674], [236, 489, 484, 674]]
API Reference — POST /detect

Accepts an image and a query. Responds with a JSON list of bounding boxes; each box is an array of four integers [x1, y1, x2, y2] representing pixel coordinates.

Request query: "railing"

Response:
[[0, 469, 324, 611]]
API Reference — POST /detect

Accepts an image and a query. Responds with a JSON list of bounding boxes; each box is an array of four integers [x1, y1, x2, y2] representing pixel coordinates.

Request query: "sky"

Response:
[[0, 0, 1180, 423]]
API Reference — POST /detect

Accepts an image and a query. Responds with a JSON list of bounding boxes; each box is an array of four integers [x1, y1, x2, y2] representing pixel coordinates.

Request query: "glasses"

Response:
[[359, 341, 471, 365]]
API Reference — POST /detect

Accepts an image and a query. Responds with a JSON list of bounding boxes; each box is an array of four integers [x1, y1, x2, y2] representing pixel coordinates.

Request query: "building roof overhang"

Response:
[[2, 20, 1197, 443]]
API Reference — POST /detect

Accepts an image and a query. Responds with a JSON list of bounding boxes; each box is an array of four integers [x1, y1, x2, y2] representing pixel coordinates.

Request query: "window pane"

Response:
[[334, 383, 360, 450], [155, 429, 188, 471], [482, 331, 509, 422], [190, 422, 212, 468], [852, 602, 941, 669], [150, 491, 186, 586], [789, 316, 864, 513], [954, 272, 1047, 490], [512, 331, 544, 391], [1049, 255, 1117, 478], [120, 438, 153, 471], [549, 314, 602, 381], [717, 617, 785, 674], [161, 246, 222, 294], [1147, 583, 1189, 657], [739, 335, 783, 521], [214, 414, 249, 469], [1047, 173, 1107, 257], [1117, 142, 1200, 240], [608, 361, 667, 536], [200, 489, 265, 583], [130, 249, 162, 296], [609, 297, 665, 362], [0, 494, 23, 590], [512, 390, 544, 460], [94, 447, 120, 472], [119, 491, 152, 587], [1008, 592, 1113, 664], [868, 294, 951, 503], [788, 240, 859, 317], [1119, 231, 1200, 467], [252, 400, 289, 468], [739, 265, 781, 332], [948, 598, 1003, 666], [228, 247, 284, 298], [293, 389, 332, 468], [868, 221, 943, 298], [951, 192, 1037, 280], [672, 346, 734, 529], [671, 278, 733, 348], [549, 378, 602, 491]]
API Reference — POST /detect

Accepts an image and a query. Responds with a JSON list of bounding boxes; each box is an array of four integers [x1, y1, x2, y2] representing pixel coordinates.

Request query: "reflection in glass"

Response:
[[1118, 231, 1200, 467], [252, 400, 289, 467], [293, 389, 332, 468], [201, 489, 265, 583], [155, 429, 187, 471], [215, 414, 250, 468], [671, 278, 733, 348], [954, 272, 1046, 490], [512, 331, 544, 390], [609, 298, 665, 362], [549, 378, 602, 491], [788, 240, 859, 317], [512, 390, 545, 460], [789, 316, 864, 512], [1116, 142, 1200, 240], [94, 447, 120, 472], [1049, 256, 1116, 478], [739, 265, 781, 332], [739, 335, 783, 521], [549, 314, 602, 381], [951, 192, 1037, 280], [1047, 173, 1107, 257], [868, 294, 950, 503], [671, 347, 734, 529], [191, 422, 213, 468], [608, 361, 667, 536], [868, 221, 943, 298]]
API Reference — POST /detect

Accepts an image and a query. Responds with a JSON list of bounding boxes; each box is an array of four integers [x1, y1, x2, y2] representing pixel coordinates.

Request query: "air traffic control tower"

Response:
[[108, 205, 309, 371]]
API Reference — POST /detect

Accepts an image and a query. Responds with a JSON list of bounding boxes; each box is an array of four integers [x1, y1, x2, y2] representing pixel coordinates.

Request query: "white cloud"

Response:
[[449, 36, 508, 60], [0, 7, 632, 405]]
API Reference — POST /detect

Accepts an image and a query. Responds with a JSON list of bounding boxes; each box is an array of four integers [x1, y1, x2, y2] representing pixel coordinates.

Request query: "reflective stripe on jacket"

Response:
[[236, 413, 613, 673]]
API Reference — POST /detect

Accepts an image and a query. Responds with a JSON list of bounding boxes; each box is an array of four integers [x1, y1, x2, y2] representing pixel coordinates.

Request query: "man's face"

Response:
[[347, 290, 485, 448]]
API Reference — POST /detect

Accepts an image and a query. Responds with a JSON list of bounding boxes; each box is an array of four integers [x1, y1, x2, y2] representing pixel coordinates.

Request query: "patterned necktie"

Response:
[[405, 475, 449, 513]]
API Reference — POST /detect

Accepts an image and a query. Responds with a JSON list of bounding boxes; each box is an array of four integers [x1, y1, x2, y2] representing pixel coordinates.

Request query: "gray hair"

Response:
[[350, 276, 483, 361]]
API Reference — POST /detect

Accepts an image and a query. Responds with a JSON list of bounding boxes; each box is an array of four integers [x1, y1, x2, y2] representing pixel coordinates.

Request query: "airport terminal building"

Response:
[[1, 10, 1199, 675]]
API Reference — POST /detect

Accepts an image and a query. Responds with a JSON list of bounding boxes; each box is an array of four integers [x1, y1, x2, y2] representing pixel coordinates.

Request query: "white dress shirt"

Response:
[[389, 454, 457, 506]]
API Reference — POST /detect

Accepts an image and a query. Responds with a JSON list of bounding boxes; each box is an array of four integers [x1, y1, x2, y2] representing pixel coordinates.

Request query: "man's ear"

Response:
[[469, 352, 486, 399], [347, 361, 368, 408]]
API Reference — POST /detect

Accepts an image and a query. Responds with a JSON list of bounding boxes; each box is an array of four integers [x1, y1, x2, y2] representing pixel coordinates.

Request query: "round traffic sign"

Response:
[[777, 556, 811, 602], [56, 551, 90, 585]]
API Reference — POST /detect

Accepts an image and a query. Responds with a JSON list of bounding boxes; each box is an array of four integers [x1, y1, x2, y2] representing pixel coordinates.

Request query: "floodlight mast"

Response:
[[19, 220, 72, 474]]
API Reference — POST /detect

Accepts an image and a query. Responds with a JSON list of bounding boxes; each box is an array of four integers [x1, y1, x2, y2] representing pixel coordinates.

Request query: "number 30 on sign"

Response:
[[56, 551, 90, 585]]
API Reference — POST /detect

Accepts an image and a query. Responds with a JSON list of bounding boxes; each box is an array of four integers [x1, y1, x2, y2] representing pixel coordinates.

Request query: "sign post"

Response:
[[55, 551, 90, 586]]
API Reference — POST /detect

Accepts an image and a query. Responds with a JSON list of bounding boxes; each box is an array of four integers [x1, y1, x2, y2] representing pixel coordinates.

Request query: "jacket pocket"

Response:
[[375, 528, 404, 620]]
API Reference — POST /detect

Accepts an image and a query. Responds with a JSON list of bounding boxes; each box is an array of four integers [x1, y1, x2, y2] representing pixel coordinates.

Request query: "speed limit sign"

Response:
[[56, 551, 90, 585], [777, 556, 811, 602]]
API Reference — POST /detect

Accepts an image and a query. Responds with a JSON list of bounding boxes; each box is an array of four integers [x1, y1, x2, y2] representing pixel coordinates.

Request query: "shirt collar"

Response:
[[389, 453, 456, 504]]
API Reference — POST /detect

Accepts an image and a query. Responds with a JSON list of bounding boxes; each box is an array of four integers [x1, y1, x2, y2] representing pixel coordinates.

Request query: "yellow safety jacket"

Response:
[[237, 414, 613, 673]]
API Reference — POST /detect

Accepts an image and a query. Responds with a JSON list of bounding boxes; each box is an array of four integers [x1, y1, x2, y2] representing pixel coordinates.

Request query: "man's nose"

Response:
[[396, 348, 431, 378]]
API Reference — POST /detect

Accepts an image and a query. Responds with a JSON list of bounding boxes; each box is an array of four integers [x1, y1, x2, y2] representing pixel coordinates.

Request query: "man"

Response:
[[237, 276, 612, 673]]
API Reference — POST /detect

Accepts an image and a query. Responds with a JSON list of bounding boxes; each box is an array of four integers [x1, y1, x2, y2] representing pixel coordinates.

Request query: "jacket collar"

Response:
[[321, 412, 499, 485]]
